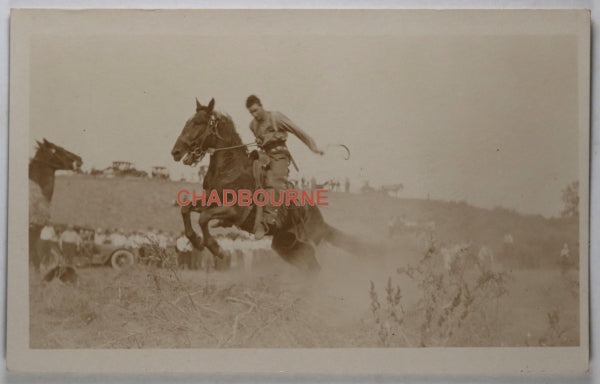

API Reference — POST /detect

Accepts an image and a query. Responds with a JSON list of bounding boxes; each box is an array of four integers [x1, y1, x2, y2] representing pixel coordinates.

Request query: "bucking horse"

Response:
[[171, 98, 366, 271]]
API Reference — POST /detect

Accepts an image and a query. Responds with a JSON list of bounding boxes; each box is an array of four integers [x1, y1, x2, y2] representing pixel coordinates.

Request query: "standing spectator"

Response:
[[93, 228, 112, 256], [109, 228, 128, 248], [137, 230, 152, 263], [167, 231, 178, 265], [146, 227, 158, 244], [93, 228, 106, 246], [155, 230, 171, 266], [157, 230, 168, 249], [59, 224, 81, 265], [176, 232, 193, 269], [38, 224, 58, 267], [127, 230, 144, 260]]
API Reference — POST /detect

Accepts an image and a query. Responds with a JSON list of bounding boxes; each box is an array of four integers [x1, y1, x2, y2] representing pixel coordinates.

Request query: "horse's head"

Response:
[[33, 138, 82, 171], [171, 98, 222, 166]]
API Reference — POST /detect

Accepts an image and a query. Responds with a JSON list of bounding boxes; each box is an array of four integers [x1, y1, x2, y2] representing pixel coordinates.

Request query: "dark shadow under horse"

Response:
[[171, 98, 367, 271]]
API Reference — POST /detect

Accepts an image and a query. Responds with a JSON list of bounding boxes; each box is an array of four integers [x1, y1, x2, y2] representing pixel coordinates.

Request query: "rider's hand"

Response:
[[207, 148, 216, 155], [315, 149, 325, 156]]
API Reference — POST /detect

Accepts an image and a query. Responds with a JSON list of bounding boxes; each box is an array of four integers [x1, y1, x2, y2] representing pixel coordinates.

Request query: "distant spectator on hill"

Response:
[[502, 233, 515, 260], [560, 243, 570, 259], [560, 243, 574, 275]]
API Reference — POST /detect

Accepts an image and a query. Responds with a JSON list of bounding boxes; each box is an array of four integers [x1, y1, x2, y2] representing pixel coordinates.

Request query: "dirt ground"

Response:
[[29, 236, 579, 349], [29, 176, 580, 348]]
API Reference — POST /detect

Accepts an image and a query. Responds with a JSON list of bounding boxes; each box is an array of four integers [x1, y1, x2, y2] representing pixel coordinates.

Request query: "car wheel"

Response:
[[110, 249, 135, 270]]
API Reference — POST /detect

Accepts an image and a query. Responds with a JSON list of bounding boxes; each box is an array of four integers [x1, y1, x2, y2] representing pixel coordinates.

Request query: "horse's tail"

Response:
[[322, 223, 373, 256], [294, 205, 376, 257]]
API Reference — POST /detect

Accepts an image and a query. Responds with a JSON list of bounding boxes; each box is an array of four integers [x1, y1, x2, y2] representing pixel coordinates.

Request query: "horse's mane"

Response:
[[214, 111, 248, 155], [32, 142, 44, 158]]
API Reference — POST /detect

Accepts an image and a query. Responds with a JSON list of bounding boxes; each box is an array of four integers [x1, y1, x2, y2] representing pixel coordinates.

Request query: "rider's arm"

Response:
[[273, 111, 323, 154], [249, 121, 263, 146]]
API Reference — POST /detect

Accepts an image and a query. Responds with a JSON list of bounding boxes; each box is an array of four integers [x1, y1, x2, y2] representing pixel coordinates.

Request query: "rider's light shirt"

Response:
[[250, 111, 319, 152]]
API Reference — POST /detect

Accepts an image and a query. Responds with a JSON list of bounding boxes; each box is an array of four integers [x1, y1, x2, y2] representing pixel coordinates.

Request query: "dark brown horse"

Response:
[[29, 139, 82, 271], [171, 98, 366, 271]]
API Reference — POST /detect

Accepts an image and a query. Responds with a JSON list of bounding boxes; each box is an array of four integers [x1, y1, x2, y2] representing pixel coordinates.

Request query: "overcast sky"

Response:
[[30, 33, 579, 217]]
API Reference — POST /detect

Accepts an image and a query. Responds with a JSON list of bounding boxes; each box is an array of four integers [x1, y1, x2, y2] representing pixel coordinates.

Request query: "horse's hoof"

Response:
[[193, 239, 204, 250], [213, 245, 225, 259], [215, 249, 226, 260]]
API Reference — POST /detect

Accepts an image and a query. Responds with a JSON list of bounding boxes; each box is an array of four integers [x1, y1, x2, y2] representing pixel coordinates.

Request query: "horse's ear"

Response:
[[196, 98, 202, 111], [36, 140, 43, 148], [43, 138, 49, 145], [207, 98, 215, 113]]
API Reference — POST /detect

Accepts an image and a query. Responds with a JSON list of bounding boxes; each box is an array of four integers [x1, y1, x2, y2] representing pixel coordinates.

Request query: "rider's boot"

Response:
[[254, 206, 283, 240]]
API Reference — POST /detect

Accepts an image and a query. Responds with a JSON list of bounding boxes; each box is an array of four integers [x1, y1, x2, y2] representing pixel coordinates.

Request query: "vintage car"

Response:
[[73, 242, 136, 270]]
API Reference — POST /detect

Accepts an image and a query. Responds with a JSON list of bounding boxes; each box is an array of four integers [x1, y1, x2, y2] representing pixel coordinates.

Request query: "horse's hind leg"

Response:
[[272, 233, 320, 272]]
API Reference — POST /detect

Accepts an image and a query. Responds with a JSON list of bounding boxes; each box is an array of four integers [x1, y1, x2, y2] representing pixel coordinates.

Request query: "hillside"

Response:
[[50, 175, 578, 268]]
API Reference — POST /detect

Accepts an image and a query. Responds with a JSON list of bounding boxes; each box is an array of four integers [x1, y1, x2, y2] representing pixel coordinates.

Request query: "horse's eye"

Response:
[[51, 148, 56, 154]]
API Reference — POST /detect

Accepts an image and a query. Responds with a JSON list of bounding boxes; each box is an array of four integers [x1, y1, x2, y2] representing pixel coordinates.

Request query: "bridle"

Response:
[[187, 113, 222, 160], [186, 113, 257, 164]]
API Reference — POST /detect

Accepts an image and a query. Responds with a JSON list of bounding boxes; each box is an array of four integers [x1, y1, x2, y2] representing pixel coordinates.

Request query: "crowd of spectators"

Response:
[[36, 223, 274, 271]]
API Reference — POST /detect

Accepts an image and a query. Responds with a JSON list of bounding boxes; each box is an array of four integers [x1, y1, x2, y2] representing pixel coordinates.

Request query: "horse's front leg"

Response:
[[197, 206, 238, 259], [181, 204, 204, 250]]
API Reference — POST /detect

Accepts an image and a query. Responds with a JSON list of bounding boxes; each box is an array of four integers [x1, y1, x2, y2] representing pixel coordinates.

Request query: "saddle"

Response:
[[250, 150, 270, 189]]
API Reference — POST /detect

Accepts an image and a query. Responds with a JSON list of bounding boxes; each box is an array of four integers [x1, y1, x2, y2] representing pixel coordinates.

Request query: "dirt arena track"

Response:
[[29, 175, 580, 348]]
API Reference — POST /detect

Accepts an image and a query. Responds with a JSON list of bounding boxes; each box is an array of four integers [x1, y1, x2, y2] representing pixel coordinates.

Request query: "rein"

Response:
[[211, 142, 258, 153], [189, 113, 258, 159]]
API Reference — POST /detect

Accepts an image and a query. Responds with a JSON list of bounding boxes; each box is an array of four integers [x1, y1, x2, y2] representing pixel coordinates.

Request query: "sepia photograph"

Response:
[[7, 9, 589, 374]]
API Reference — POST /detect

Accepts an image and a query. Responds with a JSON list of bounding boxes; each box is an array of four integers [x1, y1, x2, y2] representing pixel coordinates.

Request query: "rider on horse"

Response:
[[245, 95, 324, 239]]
